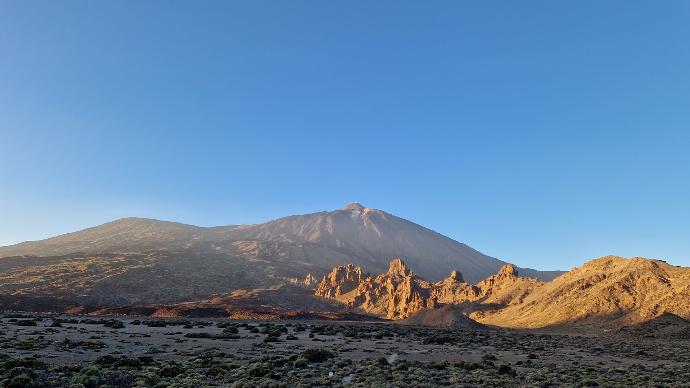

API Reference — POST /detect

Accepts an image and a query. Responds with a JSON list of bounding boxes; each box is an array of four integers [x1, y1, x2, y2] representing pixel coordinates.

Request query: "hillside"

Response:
[[477, 256, 690, 328]]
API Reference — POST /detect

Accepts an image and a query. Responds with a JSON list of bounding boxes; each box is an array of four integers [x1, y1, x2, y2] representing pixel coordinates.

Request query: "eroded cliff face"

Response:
[[315, 258, 542, 319]]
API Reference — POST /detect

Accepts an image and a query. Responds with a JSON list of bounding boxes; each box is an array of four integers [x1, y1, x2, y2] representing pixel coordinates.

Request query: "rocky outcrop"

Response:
[[315, 258, 542, 319], [314, 263, 366, 299], [315, 259, 433, 319], [285, 273, 318, 287]]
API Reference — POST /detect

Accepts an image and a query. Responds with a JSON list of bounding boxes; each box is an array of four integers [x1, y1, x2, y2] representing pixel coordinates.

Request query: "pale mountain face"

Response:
[[0, 203, 559, 284], [225, 203, 528, 282]]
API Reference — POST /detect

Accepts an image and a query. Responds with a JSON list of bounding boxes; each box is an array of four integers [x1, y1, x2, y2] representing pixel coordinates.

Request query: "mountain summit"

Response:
[[341, 202, 367, 211]]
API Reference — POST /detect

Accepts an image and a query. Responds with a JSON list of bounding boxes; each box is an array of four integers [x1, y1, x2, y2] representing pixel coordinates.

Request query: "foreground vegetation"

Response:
[[1, 313, 689, 387]]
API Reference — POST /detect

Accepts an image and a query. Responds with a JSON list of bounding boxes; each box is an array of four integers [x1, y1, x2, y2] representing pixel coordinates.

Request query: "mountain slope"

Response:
[[0, 203, 560, 283], [227, 203, 543, 282], [0, 217, 229, 256], [475, 256, 690, 328]]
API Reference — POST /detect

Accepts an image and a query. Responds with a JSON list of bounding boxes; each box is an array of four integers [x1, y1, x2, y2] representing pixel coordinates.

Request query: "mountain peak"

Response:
[[341, 202, 367, 211]]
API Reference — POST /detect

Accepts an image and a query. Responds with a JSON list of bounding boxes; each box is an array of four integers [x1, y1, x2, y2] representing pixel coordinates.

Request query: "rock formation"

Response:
[[316, 256, 690, 328], [400, 305, 486, 328], [315, 258, 542, 319]]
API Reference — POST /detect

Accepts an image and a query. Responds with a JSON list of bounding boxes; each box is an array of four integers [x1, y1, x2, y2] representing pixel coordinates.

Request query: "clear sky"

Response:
[[1, 1, 689, 270]]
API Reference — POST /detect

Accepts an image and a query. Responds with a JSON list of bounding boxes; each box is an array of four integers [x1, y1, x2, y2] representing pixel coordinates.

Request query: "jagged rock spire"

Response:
[[497, 264, 519, 279], [449, 270, 464, 282], [388, 258, 410, 276]]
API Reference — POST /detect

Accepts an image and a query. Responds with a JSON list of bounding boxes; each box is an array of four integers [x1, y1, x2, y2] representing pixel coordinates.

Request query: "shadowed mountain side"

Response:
[[0, 251, 308, 306], [614, 312, 690, 339], [400, 305, 486, 329], [0, 285, 377, 321], [0, 204, 562, 283]]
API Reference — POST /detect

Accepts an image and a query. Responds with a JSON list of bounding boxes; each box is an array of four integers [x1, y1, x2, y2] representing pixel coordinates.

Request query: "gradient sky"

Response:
[[1, 1, 689, 270]]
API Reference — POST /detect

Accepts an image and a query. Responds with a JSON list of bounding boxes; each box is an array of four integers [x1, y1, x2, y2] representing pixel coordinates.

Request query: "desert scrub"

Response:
[[57, 338, 107, 350], [16, 337, 51, 351], [103, 319, 125, 329], [2, 373, 34, 388], [143, 320, 168, 327], [14, 320, 38, 327], [70, 366, 102, 388], [302, 348, 335, 363], [245, 362, 270, 377]]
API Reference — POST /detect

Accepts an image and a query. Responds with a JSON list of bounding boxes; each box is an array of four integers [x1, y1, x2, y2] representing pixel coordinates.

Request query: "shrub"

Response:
[[95, 354, 118, 366], [185, 332, 213, 339], [103, 319, 125, 329], [71, 367, 102, 388], [246, 362, 269, 377], [3, 313, 32, 319], [498, 364, 516, 376], [294, 324, 306, 332], [114, 356, 142, 369], [143, 320, 167, 327], [159, 364, 183, 378], [223, 326, 239, 334], [2, 374, 33, 388], [302, 348, 334, 363]]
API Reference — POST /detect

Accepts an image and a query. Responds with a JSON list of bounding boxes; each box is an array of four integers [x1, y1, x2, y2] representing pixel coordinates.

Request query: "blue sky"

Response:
[[1, 1, 689, 270]]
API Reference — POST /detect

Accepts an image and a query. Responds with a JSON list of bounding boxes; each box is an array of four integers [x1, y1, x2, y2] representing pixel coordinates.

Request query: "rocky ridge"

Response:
[[315, 258, 541, 319], [316, 256, 690, 328]]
